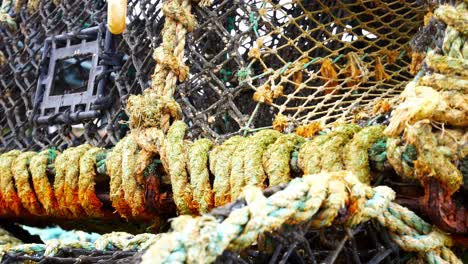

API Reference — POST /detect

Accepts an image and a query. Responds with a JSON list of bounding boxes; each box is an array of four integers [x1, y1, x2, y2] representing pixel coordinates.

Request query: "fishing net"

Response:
[[0, 0, 424, 150]]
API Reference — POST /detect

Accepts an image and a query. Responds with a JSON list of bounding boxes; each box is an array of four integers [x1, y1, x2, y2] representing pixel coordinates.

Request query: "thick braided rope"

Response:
[[0, 227, 22, 258], [0, 150, 25, 217], [0, 119, 463, 228], [140, 171, 460, 264], [30, 150, 60, 216], [385, 3, 468, 137], [126, 0, 199, 130], [385, 2, 467, 194], [79, 147, 107, 218], [151, 0, 195, 95], [0, 172, 460, 263], [0, 122, 460, 264]]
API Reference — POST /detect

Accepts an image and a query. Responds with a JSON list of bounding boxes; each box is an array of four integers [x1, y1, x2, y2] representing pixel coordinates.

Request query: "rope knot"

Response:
[[153, 47, 189, 82], [162, 0, 197, 32], [126, 92, 182, 130]]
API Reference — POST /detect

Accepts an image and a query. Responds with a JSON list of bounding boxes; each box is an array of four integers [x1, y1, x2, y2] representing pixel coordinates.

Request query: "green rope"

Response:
[[236, 67, 251, 82], [369, 138, 387, 172], [402, 145, 417, 166], [249, 12, 259, 37], [96, 151, 108, 175], [332, 53, 344, 64], [302, 57, 320, 69], [2, 232, 160, 258], [48, 149, 57, 162]]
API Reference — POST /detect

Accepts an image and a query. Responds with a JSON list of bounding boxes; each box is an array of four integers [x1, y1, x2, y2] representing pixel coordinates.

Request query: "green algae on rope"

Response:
[[126, 93, 182, 130], [106, 138, 133, 218], [121, 134, 148, 217], [344, 125, 385, 184], [166, 121, 194, 215], [298, 124, 360, 174], [262, 134, 304, 186], [187, 138, 214, 213], [0, 151, 25, 216], [404, 121, 463, 195], [79, 147, 107, 218], [11, 151, 44, 216], [228, 136, 249, 200], [298, 134, 329, 174], [419, 73, 468, 93], [426, 51, 468, 77], [320, 124, 360, 172], [210, 135, 244, 207], [54, 144, 92, 218], [243, 130, 281, 189], [30, 150, 60, 217]]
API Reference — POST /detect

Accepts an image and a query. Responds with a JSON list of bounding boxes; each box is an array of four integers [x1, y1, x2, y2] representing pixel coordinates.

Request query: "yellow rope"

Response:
[[11, 152, 44, 216], [30, 150, 60, 216], [187, 138, 213, 214], [0, 151, 24, 216], [344, 125, 385, 184], [262, 134, 303, 186], [79, 147, 107, 217]]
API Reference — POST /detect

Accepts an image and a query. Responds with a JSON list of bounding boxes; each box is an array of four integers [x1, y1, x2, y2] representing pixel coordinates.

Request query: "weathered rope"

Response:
[[385, 2, 467, 196], [2, 232, 160, 258], [139, 171, 460, 264], [0, 121, 389, 220], [0, 227, 22, 258], [2, 171, 460, 263], [385, 3, 468, 137], [0, 0, 16, 29], [12, 151, 43, 216], [0, 150, 25, 217], [79, 147, 107, 218], [126, 0, 202, 131], [30, 150, 60, 217]]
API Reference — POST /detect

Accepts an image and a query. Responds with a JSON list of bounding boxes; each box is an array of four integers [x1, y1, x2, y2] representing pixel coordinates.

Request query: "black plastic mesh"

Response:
[[0, 0, 164, 150]]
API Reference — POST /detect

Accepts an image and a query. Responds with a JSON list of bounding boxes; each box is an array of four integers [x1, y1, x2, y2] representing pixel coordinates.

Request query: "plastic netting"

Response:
[[0, 0, 424, 151], [246, 0, 423, 126], [0, 0, 163, 150]]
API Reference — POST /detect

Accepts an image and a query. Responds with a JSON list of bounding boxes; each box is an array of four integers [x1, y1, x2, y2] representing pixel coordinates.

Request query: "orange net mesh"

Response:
[[242, 0, 424, 129]]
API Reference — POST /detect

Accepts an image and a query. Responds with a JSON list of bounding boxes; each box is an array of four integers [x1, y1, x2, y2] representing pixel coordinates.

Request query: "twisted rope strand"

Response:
[[139, 171, 460, 264]]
